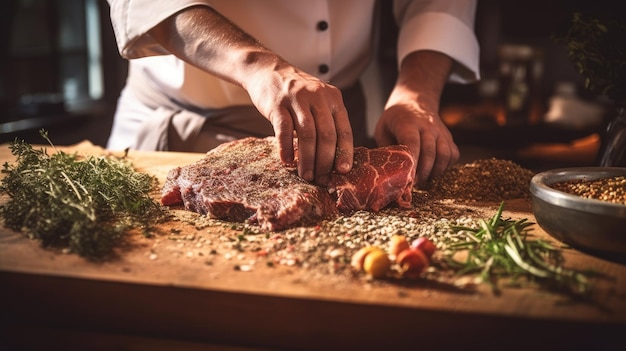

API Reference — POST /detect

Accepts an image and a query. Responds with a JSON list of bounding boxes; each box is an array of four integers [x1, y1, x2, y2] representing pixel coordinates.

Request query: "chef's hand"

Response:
[[243, 60, 354, 186], [374, 50, 458, 187], [375, 102, 458, 187], [148, 6, 353, 186]]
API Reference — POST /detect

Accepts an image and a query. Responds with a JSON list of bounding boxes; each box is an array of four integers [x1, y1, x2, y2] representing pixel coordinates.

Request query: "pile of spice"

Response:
[[425, 158, 535, 201], [550, 175, 626, 204]]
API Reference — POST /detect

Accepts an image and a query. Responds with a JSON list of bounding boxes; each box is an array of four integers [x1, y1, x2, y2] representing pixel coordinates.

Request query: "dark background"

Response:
[[0, 0, 621, 168]]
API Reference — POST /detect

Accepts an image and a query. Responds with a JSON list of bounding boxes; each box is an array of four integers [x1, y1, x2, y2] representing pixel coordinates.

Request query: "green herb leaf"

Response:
[[0, 130, 166, 259], [442, 202, 593, 294], [556, 12, 626, 101]]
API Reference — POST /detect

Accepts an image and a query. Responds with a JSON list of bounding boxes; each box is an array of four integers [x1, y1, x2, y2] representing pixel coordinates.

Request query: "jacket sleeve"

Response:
[[106, 0, 212, 59], [393, 0, 480, 83]]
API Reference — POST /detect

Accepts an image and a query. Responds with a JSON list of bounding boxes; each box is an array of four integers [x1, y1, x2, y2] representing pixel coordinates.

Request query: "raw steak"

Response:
[[328, 145, 416, 212], [161, 137, 417, 231], [161, 137, 338, 231]]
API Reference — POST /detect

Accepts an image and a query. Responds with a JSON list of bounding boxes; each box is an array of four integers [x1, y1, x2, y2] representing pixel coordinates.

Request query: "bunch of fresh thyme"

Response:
[[0, 130, 165, 259], [438, 203, 592, 295]]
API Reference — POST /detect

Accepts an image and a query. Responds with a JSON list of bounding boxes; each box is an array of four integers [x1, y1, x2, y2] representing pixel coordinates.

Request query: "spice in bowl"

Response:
[[550, 176, 626, 204]]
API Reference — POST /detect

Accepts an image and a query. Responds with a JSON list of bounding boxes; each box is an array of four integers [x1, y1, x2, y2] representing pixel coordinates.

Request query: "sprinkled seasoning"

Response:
[[162, 158, 537, 284], [166, 192, 482, 281]]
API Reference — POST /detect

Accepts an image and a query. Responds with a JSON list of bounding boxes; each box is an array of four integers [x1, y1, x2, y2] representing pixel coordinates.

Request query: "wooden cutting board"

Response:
[[1, 141, 625, 350]]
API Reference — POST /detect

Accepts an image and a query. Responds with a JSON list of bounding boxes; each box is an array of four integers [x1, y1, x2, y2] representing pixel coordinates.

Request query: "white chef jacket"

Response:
[[106, 0, 480, 150]]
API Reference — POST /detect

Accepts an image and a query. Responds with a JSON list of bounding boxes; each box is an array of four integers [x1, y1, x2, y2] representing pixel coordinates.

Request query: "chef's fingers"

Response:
[[332, 103, 354, 176], [431, 136, 459, 180], [292, 104, 317, 182], [447, 126, 461, 167], [427, 124, 460, 182], [271, 108, 296, 166], [415, 132, 435, 187], [374, 123, 397, 146], [449, 140, 460, 167], [310, 104, 337, 185]]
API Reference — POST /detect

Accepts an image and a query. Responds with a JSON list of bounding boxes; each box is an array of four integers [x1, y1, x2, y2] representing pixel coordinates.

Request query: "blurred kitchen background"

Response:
[[0, 0, 621, 171]]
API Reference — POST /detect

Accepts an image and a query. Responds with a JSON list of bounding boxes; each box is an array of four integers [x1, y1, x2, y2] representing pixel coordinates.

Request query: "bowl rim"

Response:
[[530, 167, 626, 218]]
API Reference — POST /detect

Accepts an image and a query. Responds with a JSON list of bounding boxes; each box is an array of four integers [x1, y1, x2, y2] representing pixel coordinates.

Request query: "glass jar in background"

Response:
[[498, 44, 544, 127]]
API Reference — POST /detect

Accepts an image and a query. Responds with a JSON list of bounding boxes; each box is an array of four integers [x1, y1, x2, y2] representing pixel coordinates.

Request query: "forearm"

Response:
[[387, 50, 453, 113], [147, 5, 353, 184], [148, 5, 284, 89]]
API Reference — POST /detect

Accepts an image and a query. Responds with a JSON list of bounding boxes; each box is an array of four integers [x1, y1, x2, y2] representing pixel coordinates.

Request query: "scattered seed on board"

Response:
[[163, 158, 535, 282]]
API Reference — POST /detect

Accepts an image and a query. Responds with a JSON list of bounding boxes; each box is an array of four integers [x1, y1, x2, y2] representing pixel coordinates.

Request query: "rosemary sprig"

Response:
[[0, 130, 165, 259], [440, 202, 592, 294]]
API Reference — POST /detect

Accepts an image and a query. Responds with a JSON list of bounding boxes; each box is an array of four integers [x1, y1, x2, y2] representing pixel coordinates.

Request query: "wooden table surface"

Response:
[[1, 142, 625, 351]]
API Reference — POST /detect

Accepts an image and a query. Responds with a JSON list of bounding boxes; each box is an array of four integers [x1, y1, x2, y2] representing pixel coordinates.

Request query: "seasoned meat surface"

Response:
[[161, 137, 338, 231], [162, 137, 416, 230]]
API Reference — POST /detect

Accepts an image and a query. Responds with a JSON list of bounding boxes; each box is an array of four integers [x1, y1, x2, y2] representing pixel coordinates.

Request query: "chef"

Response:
[[105, 0, 480, 186]]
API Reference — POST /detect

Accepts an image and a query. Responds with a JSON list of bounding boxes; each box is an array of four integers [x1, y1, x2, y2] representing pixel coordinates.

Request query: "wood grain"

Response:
[[1, 141, 625, 350]]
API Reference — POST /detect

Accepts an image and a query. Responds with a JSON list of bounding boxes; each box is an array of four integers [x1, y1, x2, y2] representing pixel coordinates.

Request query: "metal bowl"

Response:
[[530, 167, 626, 259]]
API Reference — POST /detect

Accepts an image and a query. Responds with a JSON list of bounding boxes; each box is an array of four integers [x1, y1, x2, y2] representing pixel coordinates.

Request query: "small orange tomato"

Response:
[[388, 235, 410, 257], [396, 248, 429, 279]]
